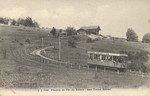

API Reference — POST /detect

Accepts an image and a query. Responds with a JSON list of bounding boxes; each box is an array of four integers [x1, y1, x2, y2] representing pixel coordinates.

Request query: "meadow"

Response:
[[0, 25, 150, 88]]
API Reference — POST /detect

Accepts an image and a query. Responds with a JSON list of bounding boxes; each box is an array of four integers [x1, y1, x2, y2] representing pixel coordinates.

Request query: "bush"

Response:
[[65, 27, 77, 36], [1, 49, 7, 59], [68, 36, 77, 48], [127, 50, 149, 72], [86, 38, 94, 43], [19, 43, 24, 46], [50, 27, 57, 37], [142, 33, 150, 43], [72, 35, 80, 41], [25, 39, 31, 44]]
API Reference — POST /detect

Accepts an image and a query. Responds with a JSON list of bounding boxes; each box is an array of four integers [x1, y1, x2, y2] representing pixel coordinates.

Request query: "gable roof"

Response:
[[80, 25, 101, 30]]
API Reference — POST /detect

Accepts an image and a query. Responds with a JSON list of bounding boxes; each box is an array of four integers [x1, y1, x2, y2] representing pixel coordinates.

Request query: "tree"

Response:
[[0, 17, 9, 24], [65, 27, 77, 36], [0, 17, 4, 24], [24, 17, 34, 27], [50, 27, 57, 37], [16, 17, 39, 27], [126, 28, 138, 42], [11, 19, 17, 25], [68, 36, 77, 48], [142, 33, 150, 43], [33, 21, 40, 28], [127, 50, 149, 72], [17, 18, 25, 26]]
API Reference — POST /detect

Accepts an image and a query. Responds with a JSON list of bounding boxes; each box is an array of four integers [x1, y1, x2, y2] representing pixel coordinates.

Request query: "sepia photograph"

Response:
[[0, 0, 150, 96]]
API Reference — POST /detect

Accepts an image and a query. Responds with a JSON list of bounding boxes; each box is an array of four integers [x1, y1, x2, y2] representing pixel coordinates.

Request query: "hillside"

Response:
[[43, 35, 150, 66], [0, 25, 150, 88]]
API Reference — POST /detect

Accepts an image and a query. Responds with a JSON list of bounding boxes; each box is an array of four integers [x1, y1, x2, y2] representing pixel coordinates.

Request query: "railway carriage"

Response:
[[87, 51, 128, 71]]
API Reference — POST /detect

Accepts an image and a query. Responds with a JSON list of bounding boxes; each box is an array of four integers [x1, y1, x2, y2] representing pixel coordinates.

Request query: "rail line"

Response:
[[9, 46, 67, 72], [30, 46, 150, 78]]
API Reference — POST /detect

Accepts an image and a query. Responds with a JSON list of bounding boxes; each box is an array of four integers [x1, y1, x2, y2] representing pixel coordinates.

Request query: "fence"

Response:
[[28, 53, 149, 79]]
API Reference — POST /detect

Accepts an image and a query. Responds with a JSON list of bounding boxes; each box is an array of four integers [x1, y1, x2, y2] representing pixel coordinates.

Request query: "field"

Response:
[[43, 35, 150, 65], [0, 25, 150, 88]]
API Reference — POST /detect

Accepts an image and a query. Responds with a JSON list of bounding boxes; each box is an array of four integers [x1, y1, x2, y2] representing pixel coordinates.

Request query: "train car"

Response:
[[87, 51, 128, 71]]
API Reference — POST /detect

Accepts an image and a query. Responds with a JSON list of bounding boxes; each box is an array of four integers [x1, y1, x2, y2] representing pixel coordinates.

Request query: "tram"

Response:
[[87, 51, 128, 70]]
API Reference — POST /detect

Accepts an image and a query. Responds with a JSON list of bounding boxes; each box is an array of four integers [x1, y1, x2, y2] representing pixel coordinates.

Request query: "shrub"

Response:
[[68, 36, 77, 48], [25, 39, 31, 44], [50, 27, 57, 37], [72, 35, 80, 41], [86, 38, 94, 43], [19, 43, 24, 46], [142, 33, 150, 43], [65, 27, 77, 36], [1, 49, 7, 59], [127, 50, 149, 73]]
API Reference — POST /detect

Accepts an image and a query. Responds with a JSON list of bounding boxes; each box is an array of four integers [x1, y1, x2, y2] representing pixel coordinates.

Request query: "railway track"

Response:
[[9, 46, 68, 72], [7, 44, 150, 79], [30, 46, 150, 78]]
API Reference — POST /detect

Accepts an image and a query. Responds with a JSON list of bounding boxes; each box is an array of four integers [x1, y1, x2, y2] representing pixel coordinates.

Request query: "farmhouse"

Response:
[[77, 25, 101, 35]]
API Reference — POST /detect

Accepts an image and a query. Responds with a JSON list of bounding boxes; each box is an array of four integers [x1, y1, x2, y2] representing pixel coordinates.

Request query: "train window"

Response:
[[90, 53, 93, 60], [102, 55, 105, 60], [113, 56, 117, 61], [107, 56, 111, 61], [94, 54, 99, 59], [105, 56, 108, 60], [99, 55, 102, 60], [118, 57, 124, 63], [88, 53, 93, 60]]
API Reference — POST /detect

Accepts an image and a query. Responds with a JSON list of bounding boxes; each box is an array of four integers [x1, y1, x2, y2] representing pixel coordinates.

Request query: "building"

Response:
[[77, 25, 101, 35]]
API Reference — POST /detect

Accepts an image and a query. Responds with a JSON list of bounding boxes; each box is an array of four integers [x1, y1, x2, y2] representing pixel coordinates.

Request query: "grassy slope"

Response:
[[44, 37, 150, 65], [0, 25, 150, 88]]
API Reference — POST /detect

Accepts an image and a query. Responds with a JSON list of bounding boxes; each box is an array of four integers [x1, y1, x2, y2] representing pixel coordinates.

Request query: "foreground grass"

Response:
[[0, 59, 149, 88]]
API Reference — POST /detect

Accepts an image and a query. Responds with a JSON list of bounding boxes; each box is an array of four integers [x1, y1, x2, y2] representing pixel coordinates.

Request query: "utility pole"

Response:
[[41, 37, 43, 48], [59, 33, 61, 61]]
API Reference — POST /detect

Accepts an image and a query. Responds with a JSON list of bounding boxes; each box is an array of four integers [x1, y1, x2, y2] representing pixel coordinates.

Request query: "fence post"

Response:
[[139, 70, 141, 74], [43, 59, 45, 63], [95, 66, 97, 71], [104, 67, 106, 72], [141, 72, 144, 78], [79, 64, 80, 69], [59, 61, 61, 66], [39, 57, 41, 62], [87, 65, 89, 70], [117, 69, 120, 74], [71, 63, 72, 68]]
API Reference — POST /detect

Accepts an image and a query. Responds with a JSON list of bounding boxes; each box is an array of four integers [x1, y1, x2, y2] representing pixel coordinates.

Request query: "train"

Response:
[[87, 51, 128, 71]]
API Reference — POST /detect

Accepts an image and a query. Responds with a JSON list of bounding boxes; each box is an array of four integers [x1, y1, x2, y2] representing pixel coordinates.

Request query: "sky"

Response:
[[0, 0, 150, 40]]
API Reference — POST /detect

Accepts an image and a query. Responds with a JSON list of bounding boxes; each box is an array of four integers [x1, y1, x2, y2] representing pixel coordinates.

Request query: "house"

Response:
[[77, 25, 101, 35]]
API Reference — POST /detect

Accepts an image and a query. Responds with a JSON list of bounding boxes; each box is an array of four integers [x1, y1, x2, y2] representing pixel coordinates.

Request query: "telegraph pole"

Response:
[[58, 33, 61, 61], [41, 37, 43, 48]]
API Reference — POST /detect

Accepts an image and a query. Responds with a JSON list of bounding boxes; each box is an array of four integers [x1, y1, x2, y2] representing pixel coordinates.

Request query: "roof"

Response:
[[88, 51, 128, 57], [80, 25, 101, 30]]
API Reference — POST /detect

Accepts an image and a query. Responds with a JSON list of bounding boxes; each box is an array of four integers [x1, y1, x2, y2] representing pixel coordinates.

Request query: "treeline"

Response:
[[126, 28, 150, 43], [50, 27, 79, 48], [0, 17, 40, 28]]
